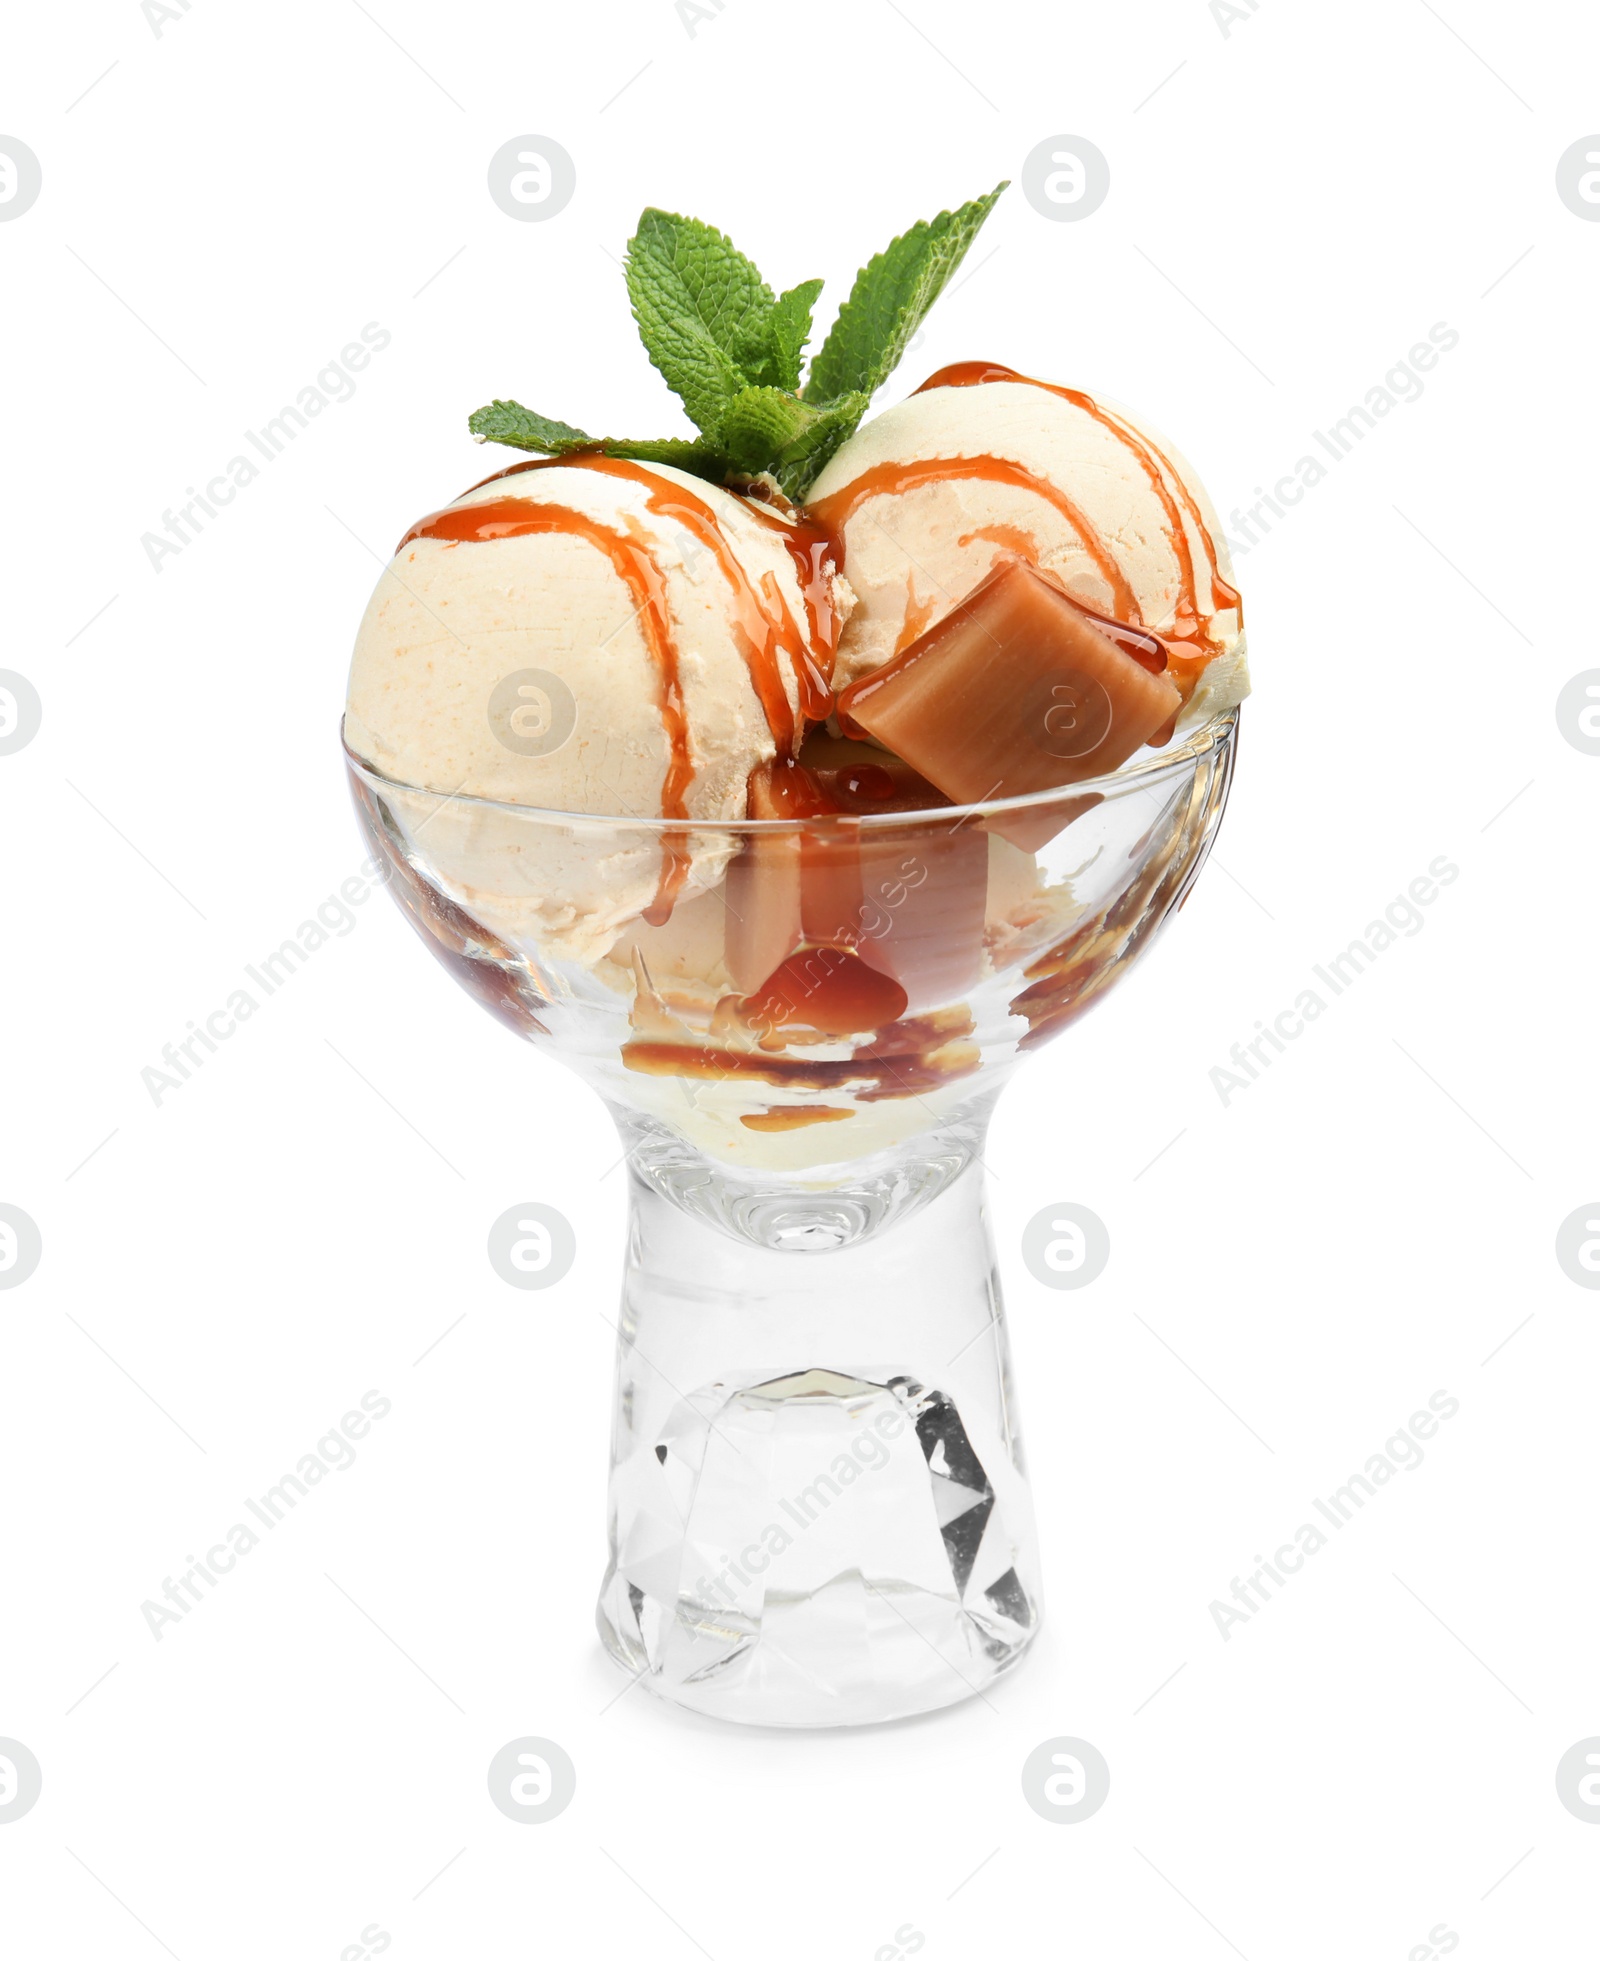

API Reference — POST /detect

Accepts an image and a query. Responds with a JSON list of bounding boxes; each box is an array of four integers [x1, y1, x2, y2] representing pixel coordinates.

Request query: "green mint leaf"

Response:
[[804, 181, 1008, 405], [468, 402, 594, 449], [729, 279, 823, 390], [625, 208, 775, 433], [467, 401, 727, 480], [767, 279, 825, 391], [588, 437, 727, 478], [729, 314, 781, 389], [712, 386, 819, 475], [773, 391, 871, 499]]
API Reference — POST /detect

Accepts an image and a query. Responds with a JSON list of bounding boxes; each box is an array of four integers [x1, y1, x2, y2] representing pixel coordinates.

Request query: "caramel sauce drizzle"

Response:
[[401, 492, 695, 919], [740, 498, 847, 699], [955, 521, 1042, 566], [739, 1104, 854, 1132], [622, 1010, 980, 1104], [893, 582, 942, 654], [809, 454, 1141, 627], [466, 453, 839, 745], [914, 361, 1241, 660], [404, 455, 846, 922]]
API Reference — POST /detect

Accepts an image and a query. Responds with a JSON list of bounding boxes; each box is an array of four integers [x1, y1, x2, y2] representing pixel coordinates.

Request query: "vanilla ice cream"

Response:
[[808, 363, 1249, 734], [345, 455, 852, 959]]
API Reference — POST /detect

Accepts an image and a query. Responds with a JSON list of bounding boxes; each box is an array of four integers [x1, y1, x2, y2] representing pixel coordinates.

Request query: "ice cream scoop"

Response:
[[344, 454, 851, 955], [347, 454, 849, 816], [807, 362, 1249, 732]]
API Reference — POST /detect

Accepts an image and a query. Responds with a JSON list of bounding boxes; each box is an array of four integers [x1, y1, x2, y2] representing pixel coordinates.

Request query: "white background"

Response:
[[3, 0, 1598, 1954]]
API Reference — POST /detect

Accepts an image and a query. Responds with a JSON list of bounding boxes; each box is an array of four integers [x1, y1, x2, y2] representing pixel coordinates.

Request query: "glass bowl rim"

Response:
[[342, 705, 1238, 836]]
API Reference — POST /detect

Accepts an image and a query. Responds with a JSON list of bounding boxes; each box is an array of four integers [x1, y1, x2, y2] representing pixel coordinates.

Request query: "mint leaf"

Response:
[[625, 209, 775, 433], [713, 387, 819, 475], [804, 182, 1008, 405], [767, 279, 825, 390], [468, 402, 593, 449], [773, 391, 871, 499], [592, 436, 727, 476], [731, 278, 826, 390], [729, 315, 781, 389], [467, 401, 726, 480]]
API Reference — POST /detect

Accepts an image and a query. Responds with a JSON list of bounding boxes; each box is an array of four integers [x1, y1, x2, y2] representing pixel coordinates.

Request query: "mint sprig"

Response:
[[804, 184, 1008, 406], [468, 182, 1007, 499], [467, 401, 725, 479], [625, 209, 773, 432]]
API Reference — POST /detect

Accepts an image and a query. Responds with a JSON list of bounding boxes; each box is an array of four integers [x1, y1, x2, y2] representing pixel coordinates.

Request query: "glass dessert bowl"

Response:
[[344, 703, 1237, 1727]]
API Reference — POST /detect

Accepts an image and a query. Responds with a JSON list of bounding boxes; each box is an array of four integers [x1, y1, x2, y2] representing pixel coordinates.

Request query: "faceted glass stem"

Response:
[[596, 1157, 1042, 1726]]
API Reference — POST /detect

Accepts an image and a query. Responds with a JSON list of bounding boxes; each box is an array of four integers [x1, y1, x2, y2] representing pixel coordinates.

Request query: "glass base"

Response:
[[596, 1155, 1041, 1727], [609, 1097, 999, 1250]]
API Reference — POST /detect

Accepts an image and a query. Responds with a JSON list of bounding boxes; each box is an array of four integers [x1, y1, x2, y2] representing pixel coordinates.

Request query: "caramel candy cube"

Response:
[[788, 816, 988, 1014], [796, 730, 952, 816], [850, 823, 989, 1013], [783, 758, 988, 1012], [839, 560, 1181, 848], [723, 758, 824, 995], [792, 735, 957, 970], [724, 757, 988, 1016]]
